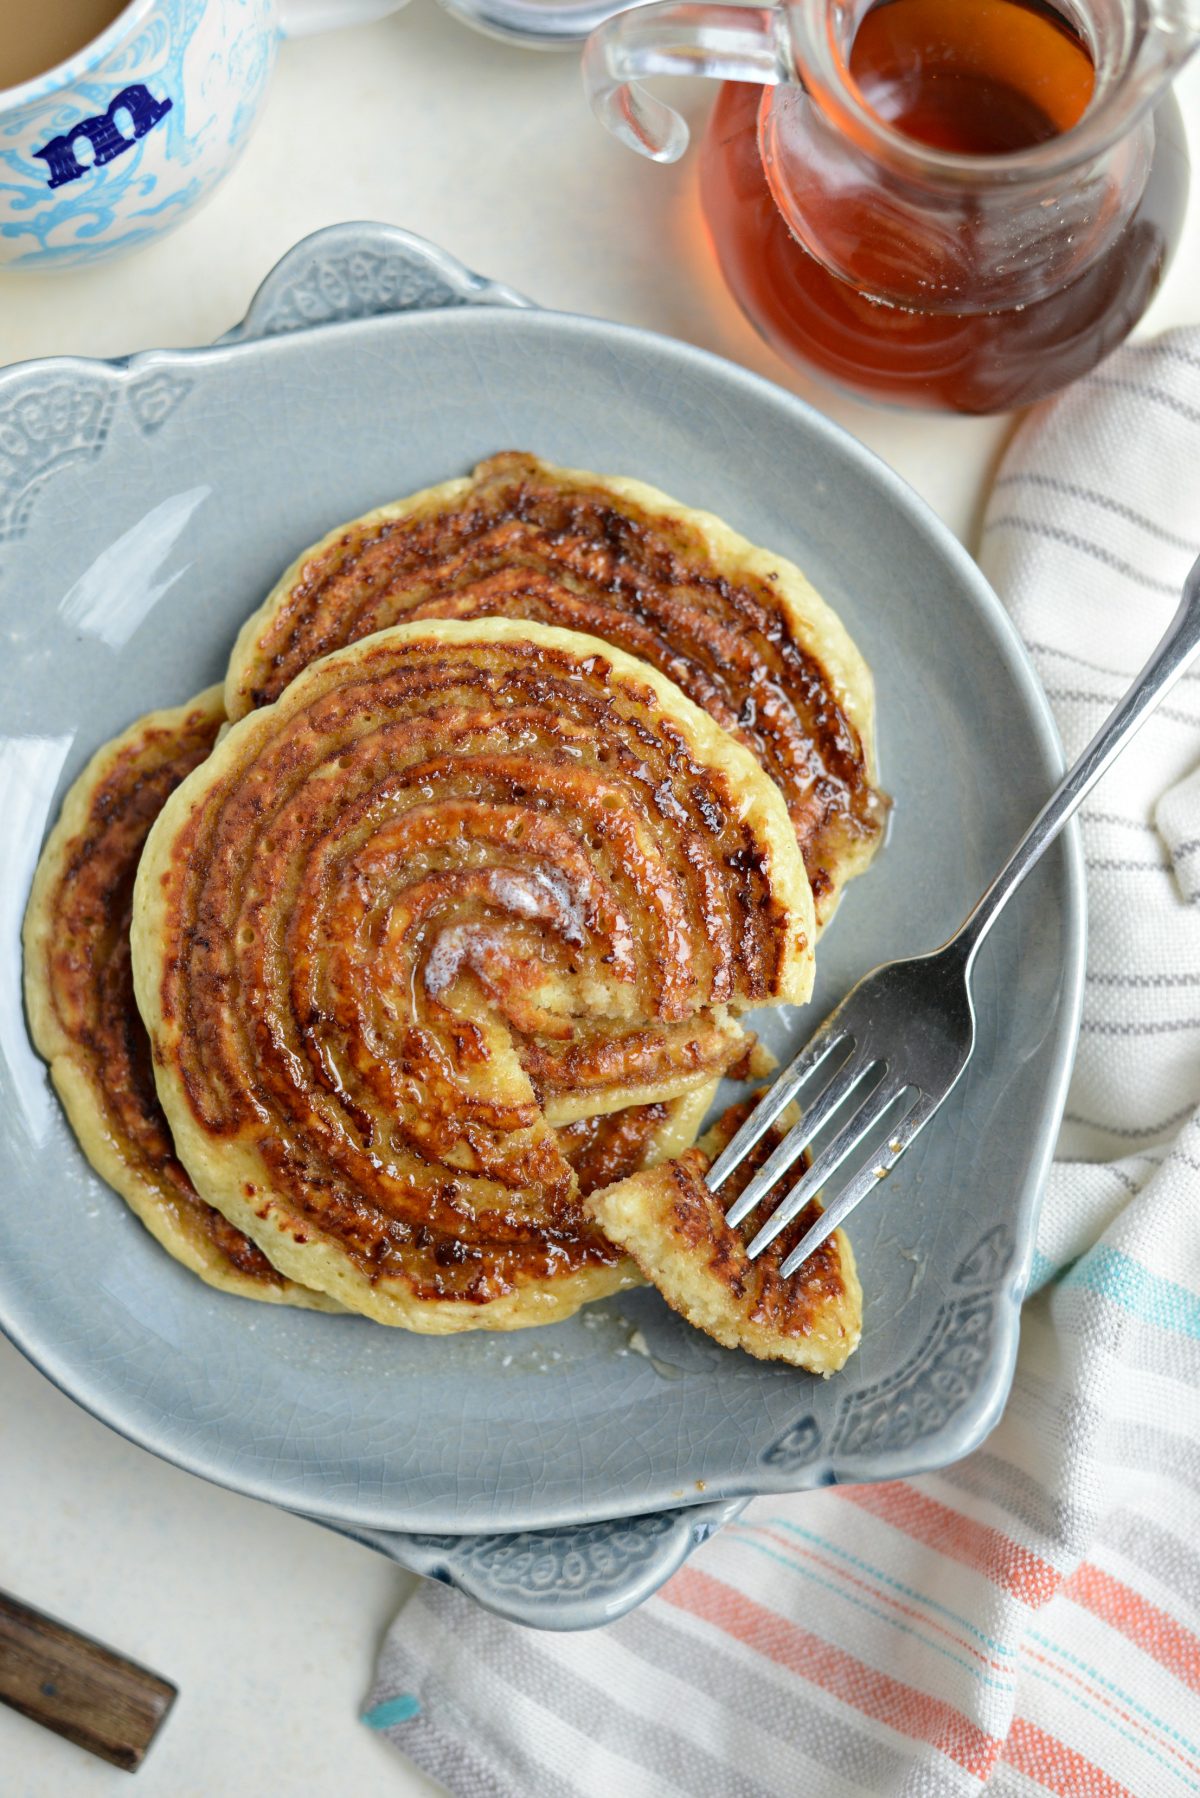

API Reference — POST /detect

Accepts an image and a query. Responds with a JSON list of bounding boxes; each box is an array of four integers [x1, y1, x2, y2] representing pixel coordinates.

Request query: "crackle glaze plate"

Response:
[[0, 225, 1083, 1621]]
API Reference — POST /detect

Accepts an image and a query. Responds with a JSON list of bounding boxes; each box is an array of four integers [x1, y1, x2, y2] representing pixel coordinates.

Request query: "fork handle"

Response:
[[957, 551, 1200, 963]]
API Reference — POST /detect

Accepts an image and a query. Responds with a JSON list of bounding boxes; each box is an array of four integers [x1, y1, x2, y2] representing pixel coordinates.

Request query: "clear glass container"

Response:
[[584, 0, 1199, 411]]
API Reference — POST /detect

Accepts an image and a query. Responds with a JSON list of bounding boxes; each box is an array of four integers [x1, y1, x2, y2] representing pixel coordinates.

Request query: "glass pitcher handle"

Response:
[[582, 2, 794, 161]]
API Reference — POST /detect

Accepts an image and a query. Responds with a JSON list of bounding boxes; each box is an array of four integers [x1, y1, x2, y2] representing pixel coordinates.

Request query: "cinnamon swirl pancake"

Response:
[[132, 618, 815, 1330], [22, 690, 338, 1307], [22, 688, 718, 1307], [588, 1103, 862, 1372], [225, 452, 885, 925]]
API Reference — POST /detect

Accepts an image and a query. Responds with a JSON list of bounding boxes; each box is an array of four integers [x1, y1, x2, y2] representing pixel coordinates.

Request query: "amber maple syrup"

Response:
[[699, 0, 1189, 411], [848, 0, 1095, 153]]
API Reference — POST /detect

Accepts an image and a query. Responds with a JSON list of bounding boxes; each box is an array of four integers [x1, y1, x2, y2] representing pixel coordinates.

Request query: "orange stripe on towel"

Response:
[[661, 1564, 1002, 1779], [1003, 1716, 1135, 1798], [838, 1484, 1061, 1606], [1065, 1562, 1200, 1694]]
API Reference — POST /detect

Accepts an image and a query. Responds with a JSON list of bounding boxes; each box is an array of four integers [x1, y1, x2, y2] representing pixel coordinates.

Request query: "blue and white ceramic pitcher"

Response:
[[0, 0, 410, 271]]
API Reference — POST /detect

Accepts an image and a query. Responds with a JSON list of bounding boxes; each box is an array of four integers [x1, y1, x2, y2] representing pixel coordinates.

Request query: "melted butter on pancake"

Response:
[[133, 619, 814, 1331], [225, 452, 886, 925]]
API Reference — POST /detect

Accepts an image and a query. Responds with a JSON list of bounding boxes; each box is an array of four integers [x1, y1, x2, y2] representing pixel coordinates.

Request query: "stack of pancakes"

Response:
[[24, 454, 884, 1371]]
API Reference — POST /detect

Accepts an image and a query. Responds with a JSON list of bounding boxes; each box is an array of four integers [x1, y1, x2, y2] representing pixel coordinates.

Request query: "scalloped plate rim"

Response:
[[0, 298, 1085, 1534]]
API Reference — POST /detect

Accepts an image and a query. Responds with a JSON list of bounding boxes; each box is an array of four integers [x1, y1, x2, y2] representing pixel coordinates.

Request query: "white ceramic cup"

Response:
[[0, 0, 411, 271]]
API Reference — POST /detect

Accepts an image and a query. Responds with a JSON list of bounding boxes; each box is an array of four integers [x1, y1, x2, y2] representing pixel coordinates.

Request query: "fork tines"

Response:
[[706, 1019, 923, 1277]]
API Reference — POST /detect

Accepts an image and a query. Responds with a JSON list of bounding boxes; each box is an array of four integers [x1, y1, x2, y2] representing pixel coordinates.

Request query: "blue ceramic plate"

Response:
[[0, 226, 1083, 1622]]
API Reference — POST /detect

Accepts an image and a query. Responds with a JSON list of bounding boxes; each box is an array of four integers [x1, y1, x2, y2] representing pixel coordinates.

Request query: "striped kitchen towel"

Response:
[[364, 331, 1200, 1797]]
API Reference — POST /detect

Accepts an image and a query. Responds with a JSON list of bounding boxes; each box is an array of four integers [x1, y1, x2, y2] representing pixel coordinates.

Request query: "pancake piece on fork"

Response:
[[588, 1101, 862, 1372]]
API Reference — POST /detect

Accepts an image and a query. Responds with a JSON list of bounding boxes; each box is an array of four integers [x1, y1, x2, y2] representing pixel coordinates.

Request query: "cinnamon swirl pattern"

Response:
[[589, 1102, 862, 1372], [132, 619, 815, 1330], [22, 690, 338, 1308], [225, 452, 885, 925], [22, 687, 721, 1311]]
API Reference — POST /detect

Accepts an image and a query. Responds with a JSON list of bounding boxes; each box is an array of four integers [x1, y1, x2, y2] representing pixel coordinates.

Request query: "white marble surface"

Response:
[[1, 8, 1198, 1793]]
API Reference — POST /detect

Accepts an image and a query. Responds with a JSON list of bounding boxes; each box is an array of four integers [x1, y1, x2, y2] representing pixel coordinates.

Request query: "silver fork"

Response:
[[709, 550, 1200, 1277]]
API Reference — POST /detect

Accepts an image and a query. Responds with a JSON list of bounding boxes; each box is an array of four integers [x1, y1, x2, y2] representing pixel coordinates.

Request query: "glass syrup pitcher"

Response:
[[584, 0, 1199, 412]]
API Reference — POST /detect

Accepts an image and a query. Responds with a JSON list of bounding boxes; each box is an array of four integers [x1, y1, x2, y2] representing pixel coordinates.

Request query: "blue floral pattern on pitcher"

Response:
[[0, 0, 278, 270]]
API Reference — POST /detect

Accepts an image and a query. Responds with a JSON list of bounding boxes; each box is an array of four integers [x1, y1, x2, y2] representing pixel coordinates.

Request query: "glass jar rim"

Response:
[[785, 0, 1164, 186]]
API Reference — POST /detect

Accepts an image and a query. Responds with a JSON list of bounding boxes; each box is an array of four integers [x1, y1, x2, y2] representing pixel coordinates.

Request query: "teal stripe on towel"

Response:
[[1060, 1244, 1200, 1340], [363, 1695, 422, 1729], [1028, 1249, 1058, 1293]]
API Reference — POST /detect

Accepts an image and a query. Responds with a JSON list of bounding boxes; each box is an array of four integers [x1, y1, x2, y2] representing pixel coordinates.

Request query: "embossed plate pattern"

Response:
[[0, 226, 1084, 1552]]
